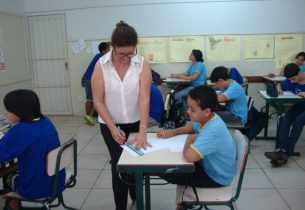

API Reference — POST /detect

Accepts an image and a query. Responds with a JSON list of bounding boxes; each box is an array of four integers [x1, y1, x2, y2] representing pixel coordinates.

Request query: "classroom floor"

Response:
[[2, 115, 305, 210]]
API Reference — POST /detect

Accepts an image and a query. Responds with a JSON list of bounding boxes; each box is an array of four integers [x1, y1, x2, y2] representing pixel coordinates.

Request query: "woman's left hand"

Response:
[[129, 132, 151, 150]]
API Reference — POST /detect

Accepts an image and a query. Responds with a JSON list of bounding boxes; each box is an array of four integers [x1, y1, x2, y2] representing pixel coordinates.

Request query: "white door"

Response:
[[27, 15, 72, 115]]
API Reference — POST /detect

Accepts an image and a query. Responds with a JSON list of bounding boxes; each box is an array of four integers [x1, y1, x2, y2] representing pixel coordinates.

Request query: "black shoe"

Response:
[[270, 159, 287, 167], [265, 149, 288, 161]]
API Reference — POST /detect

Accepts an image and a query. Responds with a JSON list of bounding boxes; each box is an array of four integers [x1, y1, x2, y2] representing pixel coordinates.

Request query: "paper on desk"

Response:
[[121, 134, 188, 156]]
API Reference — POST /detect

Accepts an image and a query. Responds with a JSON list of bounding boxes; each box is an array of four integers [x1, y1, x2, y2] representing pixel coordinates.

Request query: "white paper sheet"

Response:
[[121, 134, 188, 156]]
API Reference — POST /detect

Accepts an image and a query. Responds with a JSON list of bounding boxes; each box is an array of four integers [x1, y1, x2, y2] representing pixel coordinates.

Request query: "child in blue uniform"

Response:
[[210, 66, 248, 126], [157, 86, 237, 203], [1, 89, 65, 210], [82, 42, 110, 125], [265, 63, 305, 167], [171, 49, 207, 107]]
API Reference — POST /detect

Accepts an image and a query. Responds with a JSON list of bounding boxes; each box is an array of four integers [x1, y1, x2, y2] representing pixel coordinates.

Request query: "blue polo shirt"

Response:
[[186, 62, 207, 87], [0, 117, 65, 199], [149, 83, 164, 123], [281, 78, 305, 106], [223, 81, 248, 125], [300, 64, 305, 73], [191, 114, 237, 186], [83, 54, 101, 79]]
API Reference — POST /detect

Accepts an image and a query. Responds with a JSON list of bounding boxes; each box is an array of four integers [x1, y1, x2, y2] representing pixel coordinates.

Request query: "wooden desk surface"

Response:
[[263, 76, 286, 83], [117, 133, 193, 172], [163, 78, 191, 83], [259, 90, 302, 100]]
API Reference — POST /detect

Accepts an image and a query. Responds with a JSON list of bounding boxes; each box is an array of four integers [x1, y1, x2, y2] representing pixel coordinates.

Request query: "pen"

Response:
[[117, 126, 124, 136]]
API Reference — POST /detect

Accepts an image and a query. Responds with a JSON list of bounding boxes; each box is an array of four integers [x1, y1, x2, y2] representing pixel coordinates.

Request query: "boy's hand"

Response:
[[157, 129, 175, 139]]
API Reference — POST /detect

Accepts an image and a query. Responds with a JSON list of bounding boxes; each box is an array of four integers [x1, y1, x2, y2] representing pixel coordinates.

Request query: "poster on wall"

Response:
[[169, 36, 204, 62], [0, 27, 5, 71], [137, 37, 168, 63], [206, 35, 241, 61], [275, 34, 303, 68], [244, 35, 274, 59]]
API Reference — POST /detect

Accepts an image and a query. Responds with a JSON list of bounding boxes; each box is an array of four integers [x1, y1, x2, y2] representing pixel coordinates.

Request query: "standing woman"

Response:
[[91, 21, 152, 210]]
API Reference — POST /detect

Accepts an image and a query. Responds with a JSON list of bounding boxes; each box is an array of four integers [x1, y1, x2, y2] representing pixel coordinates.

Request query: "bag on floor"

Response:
[[162, 90, 186, 129]]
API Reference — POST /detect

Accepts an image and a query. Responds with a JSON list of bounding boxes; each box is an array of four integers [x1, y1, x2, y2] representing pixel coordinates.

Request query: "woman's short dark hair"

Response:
[[210, 66, 229, 83], [295, 52, 305, 60], [4, 89, 44, 122], [192, 49, 204, 62], [189, 85, 217, 112], [111, 21, 138, 47], [284, 63, 300, 78]]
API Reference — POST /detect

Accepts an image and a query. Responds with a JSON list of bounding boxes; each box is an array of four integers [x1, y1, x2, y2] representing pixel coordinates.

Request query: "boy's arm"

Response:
[[217, 93, 229, 103], [157, 123, 193, 139], [183, 134, 201, 163]]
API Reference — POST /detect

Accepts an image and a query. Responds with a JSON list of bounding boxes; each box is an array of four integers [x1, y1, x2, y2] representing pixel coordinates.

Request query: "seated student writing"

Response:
[[157, 86, 237, 209], [265, 63, 305, 167], [0, 89, 65, 210], [170, 49, 207, 106], [210, 66, 248, 126]]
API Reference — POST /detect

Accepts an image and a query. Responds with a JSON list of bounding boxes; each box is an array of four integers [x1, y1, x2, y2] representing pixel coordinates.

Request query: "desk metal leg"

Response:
[[135, 172, 144, 210], [264, 101, 270, 138], [145, 175, 151, 210]]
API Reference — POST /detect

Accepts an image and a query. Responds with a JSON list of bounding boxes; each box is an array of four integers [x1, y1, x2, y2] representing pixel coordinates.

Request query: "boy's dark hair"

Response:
[[189, 85, 217, 112], [192, 49, 204, 62], [295, 52, 305, 60], [111, 21, 138, 47], [284, 63, 300, 78], [210, 66, 229, 83], [4, 89, 44, 122], [98, 42, 110, 54]]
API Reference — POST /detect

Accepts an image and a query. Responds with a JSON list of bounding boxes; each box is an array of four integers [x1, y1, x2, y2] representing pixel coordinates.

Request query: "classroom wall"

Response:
[[0, 0, 25, 15], [24, 0, 305, 114], [0, 1, 32, 113]]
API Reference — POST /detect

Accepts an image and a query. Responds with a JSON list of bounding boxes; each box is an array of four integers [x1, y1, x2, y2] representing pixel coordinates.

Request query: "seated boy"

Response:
[[0, 90, 65, 210], [265, 63, 305, 167], [149, 83, 164, 126], [157, 85, 237, 208], [210, 66, 248, 126]]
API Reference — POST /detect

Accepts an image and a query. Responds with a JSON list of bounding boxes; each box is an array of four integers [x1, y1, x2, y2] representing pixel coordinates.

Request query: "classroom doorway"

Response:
[[27, 14, 72, 115]]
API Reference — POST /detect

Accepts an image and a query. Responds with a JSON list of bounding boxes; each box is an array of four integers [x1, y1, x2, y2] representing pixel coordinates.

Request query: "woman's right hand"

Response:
[[157, 129, 175, 139], [111, 127, 126, 145]]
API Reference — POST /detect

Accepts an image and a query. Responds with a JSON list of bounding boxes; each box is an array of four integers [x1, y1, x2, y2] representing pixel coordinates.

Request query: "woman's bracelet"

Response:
[[140, 124, 147, 128]]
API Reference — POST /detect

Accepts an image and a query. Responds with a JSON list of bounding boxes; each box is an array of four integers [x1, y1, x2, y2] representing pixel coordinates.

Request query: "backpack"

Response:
[[244, 106, 267, 140], [266, 82, 278, 97], [162, 90, 186, 129]]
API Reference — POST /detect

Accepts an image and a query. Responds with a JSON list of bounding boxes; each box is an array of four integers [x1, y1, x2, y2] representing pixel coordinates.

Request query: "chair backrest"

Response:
[[246, 96, 254, 112], [232, 130, 249, 201], [46, 138, 77, 201], [47, 138, 77, 176]]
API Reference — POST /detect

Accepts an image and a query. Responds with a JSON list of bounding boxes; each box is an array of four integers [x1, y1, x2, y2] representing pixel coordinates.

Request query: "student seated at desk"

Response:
[[279, 52, 305, 75], [0, 90, 65, 210], [265, 63, 305, 167], [170, 49, 207, 106], [149, 82, 164, 126], [210, 66, 248, 126], [228, 67, 244, 85], [157, 86, 237, 209]]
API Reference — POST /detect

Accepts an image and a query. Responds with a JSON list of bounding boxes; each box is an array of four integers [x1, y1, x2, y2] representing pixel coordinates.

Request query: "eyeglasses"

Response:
[[113, 48, 137, 57]]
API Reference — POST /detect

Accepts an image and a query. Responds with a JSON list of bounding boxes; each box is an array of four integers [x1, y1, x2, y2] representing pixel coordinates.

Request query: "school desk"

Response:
[[257, 90, 304, 140], [262, 75, 286, 84], [116, 133, 194, 210]]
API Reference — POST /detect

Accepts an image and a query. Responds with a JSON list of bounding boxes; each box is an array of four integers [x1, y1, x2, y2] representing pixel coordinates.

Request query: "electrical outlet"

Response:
[[79, 95, 83, 102]]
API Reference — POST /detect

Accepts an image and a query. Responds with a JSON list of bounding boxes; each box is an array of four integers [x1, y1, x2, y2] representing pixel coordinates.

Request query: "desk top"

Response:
[[163, 78, 191, 83], [259, 90, 302, 100], [117, 133, 194, 173], [216, 111, 244, 129], [263, 76, 286, 83]]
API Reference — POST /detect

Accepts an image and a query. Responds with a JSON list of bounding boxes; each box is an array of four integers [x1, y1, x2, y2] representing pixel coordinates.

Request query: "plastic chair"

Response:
[[3, 139, 78, 210], [175, 130, 249, 210]]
